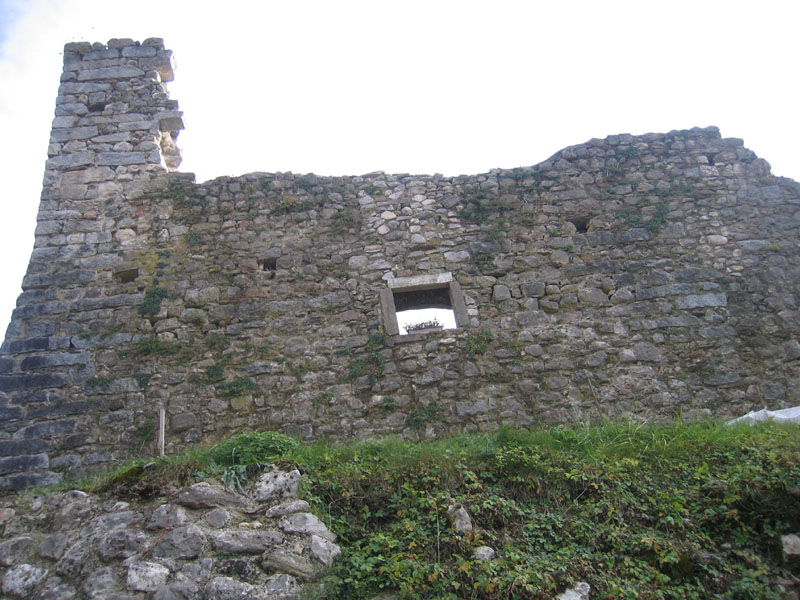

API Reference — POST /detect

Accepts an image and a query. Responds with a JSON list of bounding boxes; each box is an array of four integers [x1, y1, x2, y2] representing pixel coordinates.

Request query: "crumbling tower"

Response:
[[0, 38, 184, 489]]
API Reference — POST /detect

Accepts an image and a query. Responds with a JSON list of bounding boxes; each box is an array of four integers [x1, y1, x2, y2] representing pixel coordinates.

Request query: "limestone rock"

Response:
[[203, 507, 230, 528], [173, 483, 246, 509], [310, 534, 341, 567], [265, 500, 310, 518], [0, 536, 33, 566], [38, 533, 71, 560], [254, 468, 300, 502], [447, 504, 473, 533], [2, 563, 48, 597], [473, 545, 496, 562], [127, 561, 170, 592], [262, 548, 317, 579], [153, 581, 200, 600], [204, 576, 255, 600], [152, 524, 206, 559], [81, 566, 119, 598], [211, 529, 283, 553], [558, 581, 591, 600], [279, 512, 336, 542], [782, 533, 800, 565], [146, 503, 186, 530]]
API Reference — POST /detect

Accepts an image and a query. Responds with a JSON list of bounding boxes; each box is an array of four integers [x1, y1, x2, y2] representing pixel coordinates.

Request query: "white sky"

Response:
[[0, 0, 798, 335]]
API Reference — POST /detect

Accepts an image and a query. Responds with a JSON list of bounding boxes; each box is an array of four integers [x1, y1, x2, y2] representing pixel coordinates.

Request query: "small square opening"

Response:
[[258, 257, 277, 279], [113, 267, 139, 283]]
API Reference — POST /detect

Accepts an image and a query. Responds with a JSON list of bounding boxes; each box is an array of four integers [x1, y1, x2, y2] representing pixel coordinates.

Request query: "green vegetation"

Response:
[[645, 203, 670, 234], [331, 209, 362, 235], [208, 430, 299, 468], [271, 195, 323, 215], [217, 377, 257, 397], [405, 405, 440, 430], [344, 333, 387, 385], [140, 287, 168, 316], [617, 203, 670, 234], [184, 230, 201, 246], [83, 420, 800, 599], [132, 373, 152, 389], [134, 335, 181, 357], [85, 376, 114, 389], [470, 252, 495, 272], [464, 330, 493, 356]]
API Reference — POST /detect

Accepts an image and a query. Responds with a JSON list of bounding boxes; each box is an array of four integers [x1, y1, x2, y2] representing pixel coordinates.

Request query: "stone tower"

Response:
[[0, 38, 184, 488]]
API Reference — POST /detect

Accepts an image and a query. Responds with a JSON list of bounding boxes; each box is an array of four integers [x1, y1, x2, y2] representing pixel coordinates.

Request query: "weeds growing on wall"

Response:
[[464, 330, 493, 356], [140, 287, 168, 316]]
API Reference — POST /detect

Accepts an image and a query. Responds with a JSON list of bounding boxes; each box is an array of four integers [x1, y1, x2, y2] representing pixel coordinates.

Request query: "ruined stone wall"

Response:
[[1, 40, 800, 490]]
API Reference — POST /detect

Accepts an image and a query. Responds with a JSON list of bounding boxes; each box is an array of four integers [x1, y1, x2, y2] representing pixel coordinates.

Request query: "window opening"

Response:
[[113, 267, 139, 283], [380, 273, 468, 336], [394, 287, 456, 335], [258, 257, 277, 279], [568, 215, 591, 233]]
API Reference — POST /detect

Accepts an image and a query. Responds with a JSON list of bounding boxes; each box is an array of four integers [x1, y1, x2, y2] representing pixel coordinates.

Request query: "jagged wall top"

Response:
[[46, 37, 183, 200]]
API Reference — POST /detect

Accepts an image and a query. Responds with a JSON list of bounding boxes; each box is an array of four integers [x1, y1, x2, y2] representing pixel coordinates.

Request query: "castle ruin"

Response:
[[1, 39, 799, 490]]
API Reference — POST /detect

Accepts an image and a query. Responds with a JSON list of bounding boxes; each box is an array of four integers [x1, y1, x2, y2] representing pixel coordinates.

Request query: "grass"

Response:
[[29, 420, 800, 599]]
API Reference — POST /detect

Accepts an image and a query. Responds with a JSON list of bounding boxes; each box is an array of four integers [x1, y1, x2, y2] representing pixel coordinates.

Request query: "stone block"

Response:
[[97, 151, 147, 165], [45, 151, 94, 169], [0, 373, 68, 392], [0, 470, 61, 491], [77, 66, 145, 80], [1, 564, 48, 597], [0, 439, 50, 457], [12, 419, 75, 439], [278, 512, 336, 541], [0, 454, 49, 476], [0, 536, 33, 566], [254, 469, 300, 502], [211, 530, 283, 554], [152, 524, 206, 559], [676, 293, 727, 309], [127, 561, 169, 592]]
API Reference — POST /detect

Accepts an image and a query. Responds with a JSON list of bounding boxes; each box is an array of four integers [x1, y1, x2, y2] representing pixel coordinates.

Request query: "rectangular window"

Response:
[[380, 273, 469, 336]]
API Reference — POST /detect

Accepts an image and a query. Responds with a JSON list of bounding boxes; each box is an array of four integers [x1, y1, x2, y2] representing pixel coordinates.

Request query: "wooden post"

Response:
[[157, 407, 165, 458]]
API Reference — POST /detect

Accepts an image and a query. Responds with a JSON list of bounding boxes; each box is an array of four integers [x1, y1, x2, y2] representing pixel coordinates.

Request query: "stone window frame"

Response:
[[379, 272, 469, 336]]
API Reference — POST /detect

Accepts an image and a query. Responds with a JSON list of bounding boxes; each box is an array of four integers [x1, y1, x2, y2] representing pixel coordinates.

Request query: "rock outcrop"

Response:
[[0, 467, 339, 599]]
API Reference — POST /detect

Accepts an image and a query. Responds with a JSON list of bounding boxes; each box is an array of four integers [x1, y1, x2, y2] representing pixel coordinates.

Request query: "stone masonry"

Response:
[[1, 39, 799, 489]]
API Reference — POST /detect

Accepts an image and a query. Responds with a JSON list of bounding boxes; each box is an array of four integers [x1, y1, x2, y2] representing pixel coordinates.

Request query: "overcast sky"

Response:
[[0, 0, 798, 335]]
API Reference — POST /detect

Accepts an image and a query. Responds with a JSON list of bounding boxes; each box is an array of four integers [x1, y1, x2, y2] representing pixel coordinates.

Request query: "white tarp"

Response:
[[727, 406, 800, 425]]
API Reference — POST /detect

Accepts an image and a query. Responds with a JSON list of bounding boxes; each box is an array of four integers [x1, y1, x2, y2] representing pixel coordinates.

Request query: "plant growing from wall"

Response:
[[85, 376, 114, 389], [132, 373, 152, 389], [469, 252, 494, 272], [331, 209, 362, 235], [217, 377, 257, 397], [140, 287, 168, 316], [644, 203, 669, 233], [405, 405, 440, 430], [345, 333, 387, 385], [465, 330, 493, 356]]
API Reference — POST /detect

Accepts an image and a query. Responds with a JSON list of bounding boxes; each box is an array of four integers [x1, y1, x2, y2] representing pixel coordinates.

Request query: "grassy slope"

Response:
[[93, 421, 800, 599]]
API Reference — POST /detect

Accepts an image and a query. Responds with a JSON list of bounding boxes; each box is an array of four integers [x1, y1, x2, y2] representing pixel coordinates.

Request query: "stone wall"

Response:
[[1, 39, 800, 489], [0, 467, 340, 599]]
